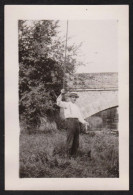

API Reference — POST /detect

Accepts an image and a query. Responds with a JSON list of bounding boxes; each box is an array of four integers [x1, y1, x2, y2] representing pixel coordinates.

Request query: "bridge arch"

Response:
[[71, 89, 118, 119]]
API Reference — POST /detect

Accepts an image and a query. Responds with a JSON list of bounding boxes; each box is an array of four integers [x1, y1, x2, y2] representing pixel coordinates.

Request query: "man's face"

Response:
[[70, 96, 77, 103]]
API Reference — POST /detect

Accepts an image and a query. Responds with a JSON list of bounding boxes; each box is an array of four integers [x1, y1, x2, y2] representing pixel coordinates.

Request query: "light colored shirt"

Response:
[[57, 94, 86, 124]]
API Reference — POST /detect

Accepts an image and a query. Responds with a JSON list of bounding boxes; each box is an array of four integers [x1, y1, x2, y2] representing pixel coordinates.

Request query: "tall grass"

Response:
[[20, 128, 119, 178]]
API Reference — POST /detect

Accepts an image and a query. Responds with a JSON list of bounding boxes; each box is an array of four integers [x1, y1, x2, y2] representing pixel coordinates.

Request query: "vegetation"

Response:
[[19, 20, 81, 130], [20, 128, 119, 178]]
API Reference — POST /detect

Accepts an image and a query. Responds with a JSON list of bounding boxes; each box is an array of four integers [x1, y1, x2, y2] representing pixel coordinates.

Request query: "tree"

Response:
[[19, 20, 81, 130]]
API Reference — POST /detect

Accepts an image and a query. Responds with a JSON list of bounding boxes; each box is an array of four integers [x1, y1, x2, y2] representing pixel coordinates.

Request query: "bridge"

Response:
[[67, 72, 118, 120], [71, 88, 118, 120]]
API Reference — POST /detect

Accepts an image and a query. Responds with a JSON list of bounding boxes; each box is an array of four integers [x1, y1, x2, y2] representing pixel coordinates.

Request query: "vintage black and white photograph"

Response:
[[19, 19, 119, 178], [5, 5, 129, 190]]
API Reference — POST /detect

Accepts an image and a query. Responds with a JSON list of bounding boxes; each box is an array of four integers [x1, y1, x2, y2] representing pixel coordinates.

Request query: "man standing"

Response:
[[57, 89, 89, 157]]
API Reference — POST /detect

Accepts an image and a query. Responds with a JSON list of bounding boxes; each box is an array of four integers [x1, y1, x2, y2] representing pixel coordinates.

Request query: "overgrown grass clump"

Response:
[[20, 129, 119, 178]]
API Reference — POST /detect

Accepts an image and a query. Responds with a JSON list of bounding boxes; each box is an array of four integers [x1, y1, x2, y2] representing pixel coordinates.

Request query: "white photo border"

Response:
[[5, 5, 129, 190]]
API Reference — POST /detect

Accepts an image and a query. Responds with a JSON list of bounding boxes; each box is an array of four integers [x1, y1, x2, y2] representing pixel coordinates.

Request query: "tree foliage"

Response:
[[19, 20, 80, 129]]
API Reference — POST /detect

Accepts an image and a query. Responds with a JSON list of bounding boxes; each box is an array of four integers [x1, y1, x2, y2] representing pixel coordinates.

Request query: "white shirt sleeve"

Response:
[[77, 107, 86, 124], [56, 94, 68, 108]]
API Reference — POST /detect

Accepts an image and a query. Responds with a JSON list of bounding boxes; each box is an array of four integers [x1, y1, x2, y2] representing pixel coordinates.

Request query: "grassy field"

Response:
[[19, 128, 119, 178]]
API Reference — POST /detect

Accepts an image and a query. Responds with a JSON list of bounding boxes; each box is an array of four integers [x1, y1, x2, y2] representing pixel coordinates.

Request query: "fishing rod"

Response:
[[60, 20, 68, 118], [63, 20, 68, 90]]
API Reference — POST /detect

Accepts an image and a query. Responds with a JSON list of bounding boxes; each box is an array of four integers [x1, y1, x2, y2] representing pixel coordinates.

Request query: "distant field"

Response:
[[19, 129, 119, 178]]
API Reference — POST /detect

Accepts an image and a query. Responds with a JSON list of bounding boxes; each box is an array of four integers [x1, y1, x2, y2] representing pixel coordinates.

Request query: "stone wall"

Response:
[[66, 72, 118, 89]]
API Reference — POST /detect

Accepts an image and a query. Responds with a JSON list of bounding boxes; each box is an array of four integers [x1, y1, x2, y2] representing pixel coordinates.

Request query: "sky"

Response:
[[58, 20, 118, 73]]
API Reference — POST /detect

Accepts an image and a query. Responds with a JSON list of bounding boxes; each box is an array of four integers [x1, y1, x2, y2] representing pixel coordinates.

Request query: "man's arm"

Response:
[[56, 89, 68, 108], [77, 107, 89, 129], [77, 109, 90, 133], [77, 109, 88, 124]]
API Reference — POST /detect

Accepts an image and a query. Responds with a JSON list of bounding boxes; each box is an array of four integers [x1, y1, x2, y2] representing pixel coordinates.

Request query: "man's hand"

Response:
[[61, 89, 65, 94], [84, 121, 89, 126], [84, 122, 90, 133]]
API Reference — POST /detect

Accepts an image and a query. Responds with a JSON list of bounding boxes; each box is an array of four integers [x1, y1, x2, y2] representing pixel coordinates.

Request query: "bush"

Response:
[[19, 20, 81, 131]]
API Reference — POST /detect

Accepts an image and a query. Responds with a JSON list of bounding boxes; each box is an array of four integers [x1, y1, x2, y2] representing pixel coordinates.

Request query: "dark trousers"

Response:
[[66, 118, 80, 156]]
